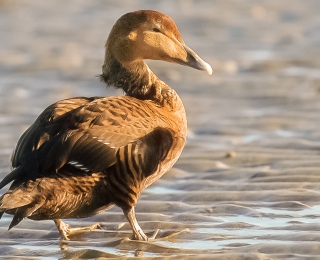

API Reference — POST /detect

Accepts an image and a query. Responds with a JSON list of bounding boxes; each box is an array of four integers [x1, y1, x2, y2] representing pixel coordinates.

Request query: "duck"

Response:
[[0, 10, 212, 241]]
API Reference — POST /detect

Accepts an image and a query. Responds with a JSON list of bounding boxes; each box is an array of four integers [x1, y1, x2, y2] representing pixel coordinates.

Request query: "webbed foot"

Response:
[[54, 219, 100, 240]]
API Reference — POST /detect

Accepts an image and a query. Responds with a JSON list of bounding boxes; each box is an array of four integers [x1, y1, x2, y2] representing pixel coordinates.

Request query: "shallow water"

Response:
[[1, 0, 320, 259]]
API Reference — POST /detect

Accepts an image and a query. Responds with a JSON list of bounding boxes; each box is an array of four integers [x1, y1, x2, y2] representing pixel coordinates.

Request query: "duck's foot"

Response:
[[128, 229, 158, 241], [149, 229, 160, 240], [123, 207, 148, 241], [122, 206, 190, 242], [128, 225, 149, 241], [54, 219, 100, 240], [129, 228, 189, 241], [154, 228, 189, 241]]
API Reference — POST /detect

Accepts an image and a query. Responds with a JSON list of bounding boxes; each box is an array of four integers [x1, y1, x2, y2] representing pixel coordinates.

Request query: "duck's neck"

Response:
[[100, 56, 182, 111]]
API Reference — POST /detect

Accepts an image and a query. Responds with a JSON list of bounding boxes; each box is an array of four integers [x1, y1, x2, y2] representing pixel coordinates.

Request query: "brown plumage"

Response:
[[0, 10, 212, 241]]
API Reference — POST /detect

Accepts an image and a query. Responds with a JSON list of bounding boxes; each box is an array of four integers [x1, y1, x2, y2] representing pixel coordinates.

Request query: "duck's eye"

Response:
[[153, 28, 161, 33]]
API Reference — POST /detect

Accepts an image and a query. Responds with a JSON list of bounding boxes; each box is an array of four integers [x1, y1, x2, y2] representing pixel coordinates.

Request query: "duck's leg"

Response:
[[123, 207, 148, 241], [54, 219, 70, 240], [53, 219, 100, 240]]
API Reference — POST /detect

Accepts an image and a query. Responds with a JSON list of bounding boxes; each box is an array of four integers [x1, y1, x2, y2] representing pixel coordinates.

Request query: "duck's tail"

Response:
[[0, 167, 43, 230]]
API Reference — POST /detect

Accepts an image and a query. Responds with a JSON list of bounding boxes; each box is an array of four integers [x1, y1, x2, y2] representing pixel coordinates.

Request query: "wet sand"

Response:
[[1, 0, 320, 259]]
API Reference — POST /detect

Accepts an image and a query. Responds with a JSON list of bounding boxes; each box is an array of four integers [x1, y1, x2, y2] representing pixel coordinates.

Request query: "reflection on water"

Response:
[[276, 130, 295, 137], [242, 134, 263, 144], [5, 205, 320, 257], [283, 67, 320, 79], [243, 50, 274, 61]]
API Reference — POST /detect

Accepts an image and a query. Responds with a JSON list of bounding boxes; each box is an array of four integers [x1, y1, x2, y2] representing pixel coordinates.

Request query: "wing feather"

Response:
[[4, 96, 174, 189]]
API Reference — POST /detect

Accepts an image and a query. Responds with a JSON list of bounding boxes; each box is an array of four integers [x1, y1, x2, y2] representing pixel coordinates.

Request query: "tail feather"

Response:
[[0, 189, 32, 209], [0, 166, 24, 190], [8, 203, 42, 230], [1, 177, 44, 229]]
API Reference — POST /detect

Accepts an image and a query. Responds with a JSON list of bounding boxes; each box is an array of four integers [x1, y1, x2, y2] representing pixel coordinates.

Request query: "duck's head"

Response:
[[105, 10, 212, 75]]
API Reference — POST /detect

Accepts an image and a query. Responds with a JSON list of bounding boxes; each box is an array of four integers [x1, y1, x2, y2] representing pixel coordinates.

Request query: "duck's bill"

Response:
[[182, 45, 212, 75]]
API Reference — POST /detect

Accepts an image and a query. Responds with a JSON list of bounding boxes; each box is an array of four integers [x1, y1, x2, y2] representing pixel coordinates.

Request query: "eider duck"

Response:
[[0, 10, 212, 241]]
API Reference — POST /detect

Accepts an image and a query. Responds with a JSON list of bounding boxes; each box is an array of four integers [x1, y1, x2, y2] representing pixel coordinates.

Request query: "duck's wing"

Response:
[[11, 97, 96, 169], [2, 96, 173, 189]]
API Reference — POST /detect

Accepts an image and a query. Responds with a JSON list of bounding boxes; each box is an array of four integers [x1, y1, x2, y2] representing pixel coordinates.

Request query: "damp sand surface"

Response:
[[1, 1, 320, 259]]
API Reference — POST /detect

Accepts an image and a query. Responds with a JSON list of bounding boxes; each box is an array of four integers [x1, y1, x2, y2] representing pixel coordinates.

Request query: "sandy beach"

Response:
[[1, 0, 320, 259]]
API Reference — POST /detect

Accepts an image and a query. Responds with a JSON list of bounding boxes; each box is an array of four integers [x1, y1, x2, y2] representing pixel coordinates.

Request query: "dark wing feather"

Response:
[[11, 97, 95, 168]]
